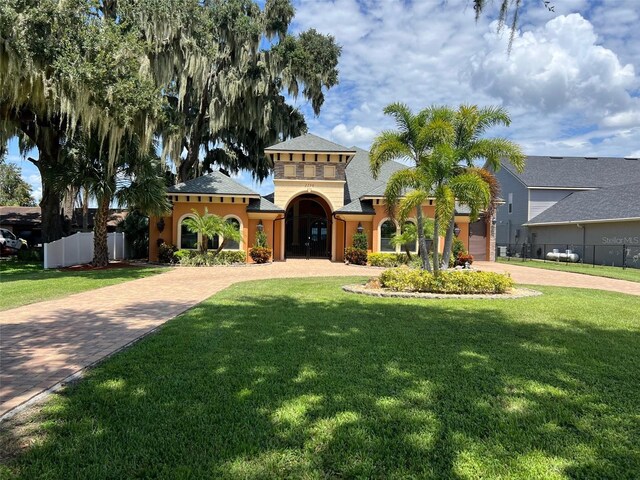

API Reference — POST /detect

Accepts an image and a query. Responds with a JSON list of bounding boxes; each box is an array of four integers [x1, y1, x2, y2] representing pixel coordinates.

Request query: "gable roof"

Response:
[[501, 156, 640, 189], [526, 182, 640, 225], [167, 171, 259, 196], [265, 133, 356, 153]]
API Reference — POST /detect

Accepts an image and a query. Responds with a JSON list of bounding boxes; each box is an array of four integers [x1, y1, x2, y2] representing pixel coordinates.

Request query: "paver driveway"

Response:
[[1, 259, 638, 419]]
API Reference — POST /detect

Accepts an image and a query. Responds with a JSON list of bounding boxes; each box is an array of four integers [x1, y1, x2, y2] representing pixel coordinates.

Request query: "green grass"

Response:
[[2, 278, 639, 479], [497, 257, 640, 283], [0, 260, 166, 310]]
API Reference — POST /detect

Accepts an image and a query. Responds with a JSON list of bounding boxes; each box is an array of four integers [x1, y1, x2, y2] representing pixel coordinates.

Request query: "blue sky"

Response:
[[6, 0, 640, 200]]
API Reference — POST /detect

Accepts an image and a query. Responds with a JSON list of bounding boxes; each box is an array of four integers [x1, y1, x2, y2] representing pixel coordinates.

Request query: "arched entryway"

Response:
[[285, 194, 331, 259]]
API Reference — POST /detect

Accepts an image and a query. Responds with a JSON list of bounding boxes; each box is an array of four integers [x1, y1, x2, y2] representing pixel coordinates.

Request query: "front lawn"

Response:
[[0, 260, 166, 310], [2, 278, 639, 479], [497, 257, 640, 283]]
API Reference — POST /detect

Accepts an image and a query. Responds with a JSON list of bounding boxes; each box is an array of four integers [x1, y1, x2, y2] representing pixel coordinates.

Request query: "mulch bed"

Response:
[[342, 283, 542, 300], [60, 261, 145, 271]]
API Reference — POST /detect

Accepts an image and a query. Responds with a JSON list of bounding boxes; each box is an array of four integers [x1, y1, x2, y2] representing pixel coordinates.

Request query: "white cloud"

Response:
[[468, 14, 640, 127], [330, 124, 376, 147]]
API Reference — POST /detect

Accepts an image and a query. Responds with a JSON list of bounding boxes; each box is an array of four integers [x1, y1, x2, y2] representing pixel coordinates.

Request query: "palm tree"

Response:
[[53, 134, 171, 267], [438, 105, 525, 268], [370, 103, 454, 272], [182, 208, 242, 257]]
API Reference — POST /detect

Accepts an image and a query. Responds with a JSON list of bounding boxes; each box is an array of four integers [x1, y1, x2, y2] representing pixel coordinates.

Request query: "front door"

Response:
[[285, 214, 329, 259]]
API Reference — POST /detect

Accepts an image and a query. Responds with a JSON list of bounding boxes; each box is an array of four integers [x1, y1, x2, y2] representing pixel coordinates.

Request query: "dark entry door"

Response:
[[285, 214, 329, 259]]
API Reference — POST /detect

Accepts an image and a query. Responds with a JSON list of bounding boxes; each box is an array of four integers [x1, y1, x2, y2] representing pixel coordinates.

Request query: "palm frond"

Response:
[[369, 130, 412, 179]]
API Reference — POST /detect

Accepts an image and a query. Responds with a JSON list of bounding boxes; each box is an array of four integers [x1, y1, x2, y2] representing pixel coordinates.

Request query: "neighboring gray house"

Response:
[[492, 156, 640, 266]]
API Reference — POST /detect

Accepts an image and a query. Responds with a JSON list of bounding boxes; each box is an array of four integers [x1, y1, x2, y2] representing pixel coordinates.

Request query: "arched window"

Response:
[[402, 221, 418, 253], [224, 217, 241, 250], [380, 220, 397, 252], [180, 218, 198, 250]]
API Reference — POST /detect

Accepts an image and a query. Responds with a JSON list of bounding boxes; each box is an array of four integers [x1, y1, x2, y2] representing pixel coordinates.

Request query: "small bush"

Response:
[[158, 243, 177, 263], [250, 247, 272, 264], [255, 230, 268, 248], [457, 253, 474, 266], [368, 252, 410, 267], [345, 247, 367, 265], [379, 267, 513, 294], [452, 237, 466, 258], [17, 247, 42, 261], [352, 232, 368, 250], [174, 249, 246, 266]]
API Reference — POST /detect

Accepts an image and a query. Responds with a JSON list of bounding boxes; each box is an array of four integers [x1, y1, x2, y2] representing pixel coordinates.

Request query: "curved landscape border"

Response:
[[342, 284, 542, 300]]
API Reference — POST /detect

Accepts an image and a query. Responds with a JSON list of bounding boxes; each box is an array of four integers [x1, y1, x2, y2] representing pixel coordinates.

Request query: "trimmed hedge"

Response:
[[380, 267, 514, 294], [174, 249, 246, 266], [367, 252, 411, 267]]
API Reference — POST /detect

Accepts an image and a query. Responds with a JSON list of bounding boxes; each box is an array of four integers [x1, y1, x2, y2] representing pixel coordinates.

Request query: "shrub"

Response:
[[452, 237, 466, 259], [368, 252, 410, 267], [250, 247, 272, 264], [379, 267, 513, 294], [158, 243, 177, 263], [352, 232, 368, 250], [174, 249, 246, 266], [456, 253, 474, 266], [255, 230, 268, 248], [17, 247, 42, 261], [345, 247, 367, 265]]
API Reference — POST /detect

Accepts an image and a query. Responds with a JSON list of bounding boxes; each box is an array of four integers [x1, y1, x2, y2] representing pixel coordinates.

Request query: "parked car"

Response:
[[0, 228, 28, 255]]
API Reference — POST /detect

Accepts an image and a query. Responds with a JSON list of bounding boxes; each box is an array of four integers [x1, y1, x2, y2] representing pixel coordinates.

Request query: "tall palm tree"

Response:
[[370, 103, 453, 272], [439, 105, 525, 268]]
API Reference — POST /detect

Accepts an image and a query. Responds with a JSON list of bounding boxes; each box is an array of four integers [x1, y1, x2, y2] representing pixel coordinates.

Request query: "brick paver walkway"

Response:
[[1, 259, 638, 418], [474, 261, 640, 296]]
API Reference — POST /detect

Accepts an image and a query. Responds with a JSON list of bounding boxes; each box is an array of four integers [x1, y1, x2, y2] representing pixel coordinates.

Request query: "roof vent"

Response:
[[584, 157, 598, 160], [549, 156, 563, 159], [624, 157, 638, 161]]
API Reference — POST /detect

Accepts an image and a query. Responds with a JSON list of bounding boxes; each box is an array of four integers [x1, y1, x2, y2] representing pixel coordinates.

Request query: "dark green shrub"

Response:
[[452, 237, 466, 258], [379, 267, 514, 294], [17, 247, 42, 261], [255, 230, 268, 248], [345, 247, 367, 265], [158, 243, 177, 263], [352, 232, 368, 250], [118, 210, 149, 259], [368, 252, 410, 267], [250, 247, 272, 264]]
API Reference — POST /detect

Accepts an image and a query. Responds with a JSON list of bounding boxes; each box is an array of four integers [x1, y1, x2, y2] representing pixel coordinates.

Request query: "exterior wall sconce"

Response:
[[156, 217, 165, 233], [257, 220, 264, 233], [453, 224, 461, 237], [357, 222, 364, 234]]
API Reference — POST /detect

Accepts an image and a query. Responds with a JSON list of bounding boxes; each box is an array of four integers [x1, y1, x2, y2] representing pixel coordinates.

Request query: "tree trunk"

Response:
[[62, 186, 77, 236], [82, 188, 90, 231], [432, 215, 440, 276], [33, 150, 64, 243], [441, 214, 456, 270], [92, 195, 110, 267], [415, 205, 432, 272]]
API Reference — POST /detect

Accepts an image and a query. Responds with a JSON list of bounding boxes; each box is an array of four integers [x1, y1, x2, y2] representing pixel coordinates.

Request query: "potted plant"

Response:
[[249, 228, 272, 264]]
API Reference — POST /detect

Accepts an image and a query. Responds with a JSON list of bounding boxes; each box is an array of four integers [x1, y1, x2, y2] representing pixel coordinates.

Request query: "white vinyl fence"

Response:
[[44, 232, 127, 269]]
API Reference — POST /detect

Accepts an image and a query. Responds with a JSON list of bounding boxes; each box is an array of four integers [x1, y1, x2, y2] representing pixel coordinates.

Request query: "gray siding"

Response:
[[528, 189, 579, 220], [528, 221, 640, 267], [493, 167, 529, 245]]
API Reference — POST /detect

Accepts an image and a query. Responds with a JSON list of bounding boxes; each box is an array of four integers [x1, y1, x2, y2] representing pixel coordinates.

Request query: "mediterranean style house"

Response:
[[149, 134, 495, 263]]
